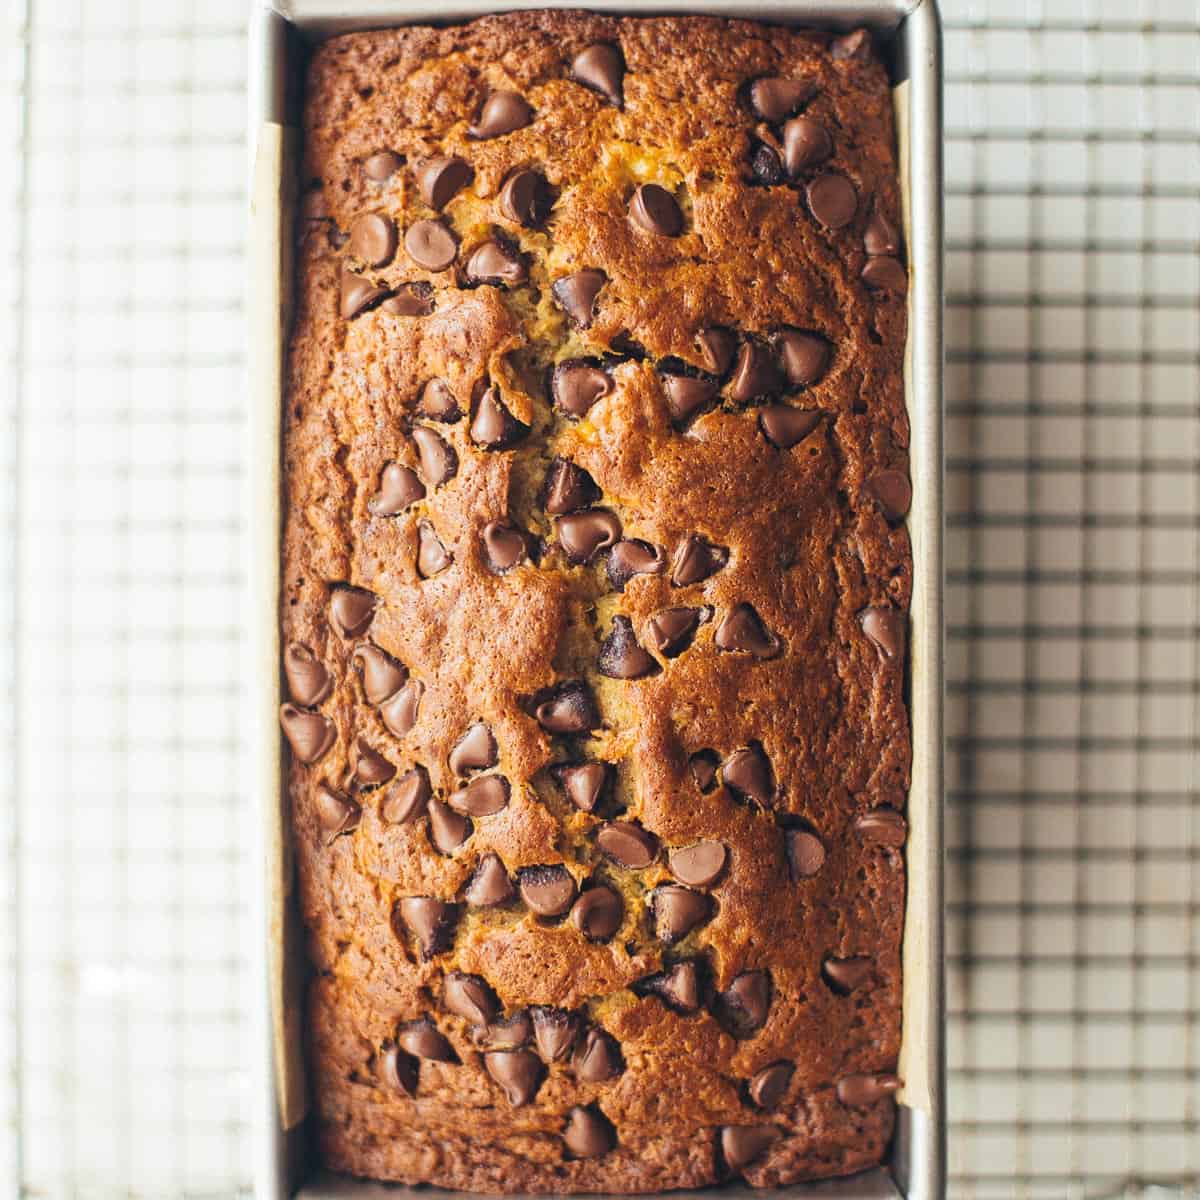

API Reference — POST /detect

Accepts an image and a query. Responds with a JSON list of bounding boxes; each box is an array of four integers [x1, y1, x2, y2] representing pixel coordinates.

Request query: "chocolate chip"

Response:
[[427, 799, 472, 855], [758, 406, 822, 449], [353, 738, 396, 787], [571, 43, 624, 106], [482, 520, 532, 573], [532, 1007, 581, 1061], [464, 853, 515, 906], [417, 378, 461, 422], [748, 1062, 794, 1110], [862, 255, 908, 292], [383, 283, 434, 317], [398, 1019, 456, 1062], [831, 28, 872, 61], [749, 76, 816, 122], [671, 535, 728, 587], [598, 615, 660, 680], [349, 213, 397, 267], [864, 469, 912, 521], [823, 955, 874, 995], [554, 762, 610, 813], [570, 885, 623, 942], [573, 1027, 623, 1083], [806, 173, 857, 230], [542, 458, 599, 515], [715, 604, 781, 658], [776, 329, 831, 388], [363, 151, 403, 182], [696, 326, 737, 375], [517, 864, 577, 916], [380, 678, 423, 738], [378, 1045, 418, 1096], [481, 1011, 532, 1048], [314, 784, 361, 843], [369, 462, 425, 515], [647, 606, 708, 658], [339, 265, 387, 320], [552, 269, 606, 329], [662, 374, 718, 427], [782, 116, 832, 175], [284, 643, 331, 707], [689, 749, 719, 793], [860, 606, 906, 660], [651, 885, 712, 944], [533, 680, 600, 734], [352, 643, 405, 705], [411, 426, 457, 487], [864, 203, 901, 256], [713, 970, 771, 1038], [381, 767, 431, 825], [449, 774, 510, 817], [416, 520, 452, 578], [404, 219, 458, 271], [629, 183, 683, 237], [484, 1049, 544, 1106], [638, 959, 703, 1014], [470, 91, 533, 140], [606, 540, 665, 592], [395, 896, 457, 959], [449, 722, 497, 776], [443, 972, 499, 1026], [722, 744, 774, 806], [330, 585, 378, 639], [279, 704, 335, 764], [499, 168, 551, 227], [668, 841, 727, 888], [720, 1124, 780, 1172], [855, 807, 907, 846], [563, 1106, 616, 1159], [836, 1073, 901, 1107], [552, 360, 612, 418], [470, 384, 528, 449], [730, 342, 784, 403], [556, 509, 622, 565], [465, 238, 528, 286], [414, 155, 473, 210], [785, 827, 826, 879], [596, 821, 658, 869], [749, 140, 785, 186]]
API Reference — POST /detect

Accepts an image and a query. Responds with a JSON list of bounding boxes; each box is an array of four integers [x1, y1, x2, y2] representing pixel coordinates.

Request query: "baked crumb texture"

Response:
[[280, 11, 912, 1193]]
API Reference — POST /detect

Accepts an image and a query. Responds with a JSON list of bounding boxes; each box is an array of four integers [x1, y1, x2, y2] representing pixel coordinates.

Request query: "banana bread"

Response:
[[280, 10, 911, 1191]]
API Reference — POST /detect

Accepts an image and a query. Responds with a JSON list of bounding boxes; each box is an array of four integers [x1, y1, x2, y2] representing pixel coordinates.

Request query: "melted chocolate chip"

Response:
[[823, 955, 874, 995], [380, 678, 423, 738], [339, 265, 387, 320], [349, 213, 397, 267], [865, 203, 902, 256], [395, 896, 457, 959], [749, 140, 785, 186], [571, 885, 624, 942], [448, 774, 510, 817], [723, 744, 774, 806], [554, 762, 610, 813], [414, 155, 473, 210], [464, 853, 515, 906], [783, 116, 833, 175], [696, 326, 737, 375], [671, 535, 728, 587], [855, 807, 908, 846], [557, 509, 622, 565], [284, 642, 331, 707], [552, 269, 606, 329], [748, 1061, 794, 1110], [353, 738, 396, 787], [449, 722, 497, 776], [470, 91, 533, 140], [571, 43, 624, 107], [573, 1027, 623, 1083], [363, 151, 403, 182], [481, 1011, 532, 1048], [542, 458, 599, 515], [499, 168, 551, 227], [484, 1049, 544, 1106], [689, 749, 720, 793], [720, 1124, 781, 1172], [563, 1106, 616, 1159], [416, 521, 452, 578], [864, 468, 912, 521], [533, 680, 600, 734], [730, 342, 785, 403], [629, 183, 683, 237], [427, 799, 472, 855], [597, 615, 660, 680], [417, 378, 461, 422], [776, 329, 831, 387], [381, 767, 431, 825], [596, 821, 658, 869], [482, 520, 532, 573], [517, 864, 578, 916], [647, 606, 708, 658], [715, 604, 781, 658], [331, 585, 377, 639], [749, 76, 816, 122], [836, 1072, 902, 1107], [831, 28, 872, 61], [443, 972, 499, 1026], [638, 959, 703, 1014], [713, 970, 771, 1038], [314, 784, 361, 844], [470, 384, 529, 449], [651, 885, 713, 944], [552, 360, 612, 417], [758, 406, 822, 449], [785, 827, 826, 879], [369, 462, 425, 515], [860, 606, 906, 660], [353, 643, 405, 705], [662, 374, 718, 427], [806, 173, 858, 229], [279, 704, 335, 764], [862, 255, 908, 291], [383, 283, 434, 317], [378, 1045, 418, 1096], [668, 840, 728, 888], [465, 238, 528, 287], [398, 1019, 456, 1062], [411, 426, 457, 487], [532, 1007, 582, 1061], [404, 218, 458, 271], [607, 540, 666, 591]]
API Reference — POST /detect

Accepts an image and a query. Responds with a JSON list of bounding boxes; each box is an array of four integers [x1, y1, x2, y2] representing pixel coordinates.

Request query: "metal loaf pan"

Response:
[[247, 2, 944, 1195]]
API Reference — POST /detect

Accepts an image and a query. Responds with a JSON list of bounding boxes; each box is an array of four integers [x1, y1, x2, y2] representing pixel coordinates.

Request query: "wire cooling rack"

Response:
[[1, 0, 1197, 1197]]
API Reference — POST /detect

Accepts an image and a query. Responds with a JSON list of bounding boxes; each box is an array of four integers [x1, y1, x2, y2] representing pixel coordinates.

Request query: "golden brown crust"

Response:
[[282, 11, 909, 1191]]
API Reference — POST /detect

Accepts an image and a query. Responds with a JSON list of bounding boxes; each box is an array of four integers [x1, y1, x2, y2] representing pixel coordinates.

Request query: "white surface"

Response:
[[2, 0, 1198, 1197]]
